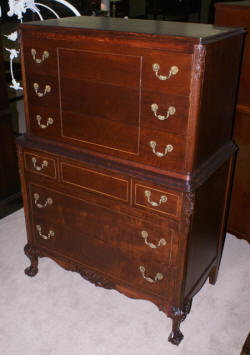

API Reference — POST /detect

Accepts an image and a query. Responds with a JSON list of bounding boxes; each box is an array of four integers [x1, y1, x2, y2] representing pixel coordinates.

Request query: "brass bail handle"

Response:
[[152, 63, 179, 80], [145, 190, 167, 207], [139, 265, 163, 283], [31, 49, 49, 64]]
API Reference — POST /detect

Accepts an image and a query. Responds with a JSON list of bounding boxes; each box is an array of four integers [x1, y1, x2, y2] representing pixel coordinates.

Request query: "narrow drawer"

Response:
[[142, 51, 192, 96], [141, 91, 189, 135], [134, 183, 181, 218], [140, 127, 186, 172], [27, 105, 60, 138], [60, 161, 129, 202], [25, 73, 59, 108], [24, 151, 57, 179], [22, 44, 57, 76]]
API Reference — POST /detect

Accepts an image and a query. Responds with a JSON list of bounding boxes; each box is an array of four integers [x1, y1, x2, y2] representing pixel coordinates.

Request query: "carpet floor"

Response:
[[0, 208, 249, 355]]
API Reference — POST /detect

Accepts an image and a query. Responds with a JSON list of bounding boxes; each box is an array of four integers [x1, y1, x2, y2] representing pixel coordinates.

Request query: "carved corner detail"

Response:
[[194, 44, 206, 80]]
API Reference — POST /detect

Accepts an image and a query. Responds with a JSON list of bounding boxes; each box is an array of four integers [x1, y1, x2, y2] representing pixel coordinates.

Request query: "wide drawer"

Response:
[[28, 182, 177, 266], [31, 217, 173, 298], [32, 215, 171, 297], [24, 150, 57, 179]]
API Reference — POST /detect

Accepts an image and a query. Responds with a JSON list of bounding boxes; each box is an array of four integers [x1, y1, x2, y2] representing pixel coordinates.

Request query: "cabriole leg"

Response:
[[168, 299, 193, 346], [24, 243, 39, 277]]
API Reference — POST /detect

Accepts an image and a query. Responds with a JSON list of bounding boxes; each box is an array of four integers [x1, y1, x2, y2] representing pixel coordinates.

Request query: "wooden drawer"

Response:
[[141, 91, 189, 135], [134, 183, 182, 218], [25, 73, 59, 108], [140, 127, 186, 171], [119, 254, 171, 297], [28, 182, 177, 266], [60, 161, 129, 202], [24, 151, 57, 179], [31, 214, 171, 297], [142, 51, 192, 96], [28, 105, 60, 138], [22, 43, 57, 76]]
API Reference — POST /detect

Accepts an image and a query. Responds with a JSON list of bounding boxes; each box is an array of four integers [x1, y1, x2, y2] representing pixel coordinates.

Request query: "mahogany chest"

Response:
[[17, 16, 244, 345], [215, 1, 250, 243]]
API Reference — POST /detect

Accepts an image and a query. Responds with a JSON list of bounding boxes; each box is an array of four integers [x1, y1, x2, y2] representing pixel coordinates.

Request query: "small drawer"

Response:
[[24, 151, 57, 179], [27, 105, 60, 138], [134, 183, 181, 218], [60, 161, 129, 202], [22, 44, 57, 76], [25, 73, 59, 108], [142, 51, 192, 96], [141, 91, 189, 135], [140, 127, 186, 172]]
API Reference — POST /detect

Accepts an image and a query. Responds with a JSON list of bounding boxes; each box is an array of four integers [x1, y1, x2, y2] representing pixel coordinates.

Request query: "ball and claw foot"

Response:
[[168, 329, 184, 346], [25, 265, 38, 277]]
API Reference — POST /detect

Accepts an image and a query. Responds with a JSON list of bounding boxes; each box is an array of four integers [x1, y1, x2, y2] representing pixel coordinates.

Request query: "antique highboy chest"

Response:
[[17, 16, 244, 345]]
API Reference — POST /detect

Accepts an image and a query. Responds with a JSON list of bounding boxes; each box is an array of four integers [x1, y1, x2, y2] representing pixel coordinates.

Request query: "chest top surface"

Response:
[[21, 15, 244, 44]]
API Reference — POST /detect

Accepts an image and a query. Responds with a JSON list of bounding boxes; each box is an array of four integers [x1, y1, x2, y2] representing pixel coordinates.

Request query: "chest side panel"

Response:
[[193, 36, 243, 168]]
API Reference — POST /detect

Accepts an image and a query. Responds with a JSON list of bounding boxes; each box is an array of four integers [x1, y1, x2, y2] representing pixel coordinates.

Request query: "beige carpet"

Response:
[[0, 208, 249, 355]]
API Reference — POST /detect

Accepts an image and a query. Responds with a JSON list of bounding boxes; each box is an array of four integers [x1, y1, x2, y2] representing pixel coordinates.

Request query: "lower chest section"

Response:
[[21, 148, 183, 300]]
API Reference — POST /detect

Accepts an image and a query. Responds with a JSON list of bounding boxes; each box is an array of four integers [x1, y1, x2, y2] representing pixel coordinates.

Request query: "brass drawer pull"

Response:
[[33, 193, 53, 208], [31, 157, 48, 171], [36, 115, 54, 129], [149, 141, 173, 158], [145, 190, 167, 207], [31, 49, 49, 64], [36, 225, 54, 240], [151, 104, 176, 121], [33, 83, 51, 97], [141, 230, 166, 249], [152, 63, 179, 80], [139, 265, 163, 283]]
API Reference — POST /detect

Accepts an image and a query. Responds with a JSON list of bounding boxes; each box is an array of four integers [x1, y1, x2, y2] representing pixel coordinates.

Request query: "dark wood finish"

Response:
[[215, 1, 250, 243], [0, 23, 22, 218], [17, 16, 244, 346], [241, 333, 250, 355]]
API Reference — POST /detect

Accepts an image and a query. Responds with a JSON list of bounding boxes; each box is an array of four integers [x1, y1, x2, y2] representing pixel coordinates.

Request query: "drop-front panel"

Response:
[[17, 16, 244, 346]]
